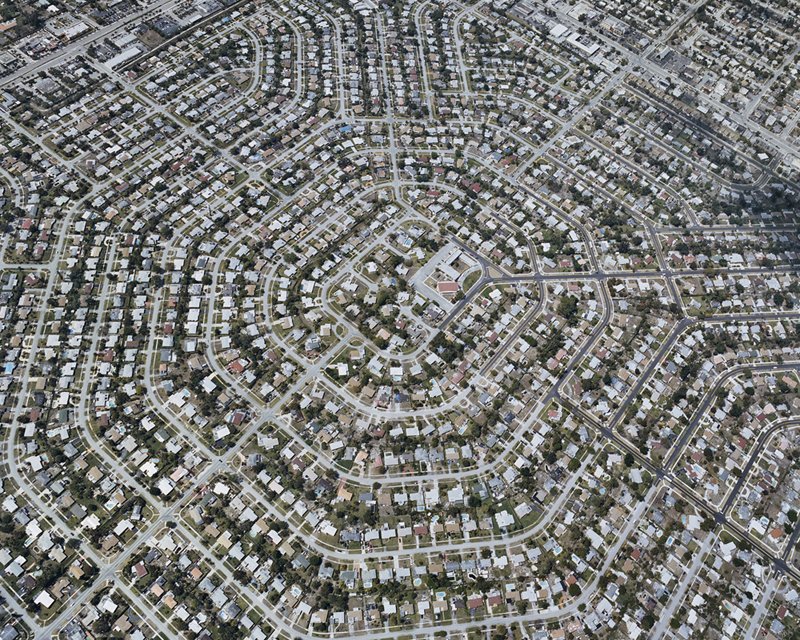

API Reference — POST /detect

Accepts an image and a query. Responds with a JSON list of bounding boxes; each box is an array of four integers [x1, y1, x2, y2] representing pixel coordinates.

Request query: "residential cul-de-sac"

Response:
[[0, 0, 797, 639]]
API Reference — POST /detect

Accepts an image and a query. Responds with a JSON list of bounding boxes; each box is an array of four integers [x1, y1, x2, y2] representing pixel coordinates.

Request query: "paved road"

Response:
[[650, 533, 716, 640], [0, 0, 797, 637], [663, 363, 800, 473], [0, 0, 180, 90]]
